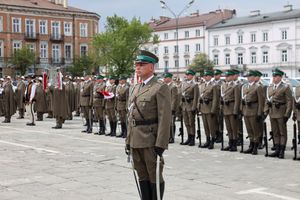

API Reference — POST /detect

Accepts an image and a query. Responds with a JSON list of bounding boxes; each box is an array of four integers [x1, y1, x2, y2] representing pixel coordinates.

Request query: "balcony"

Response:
[[173, 52, 179, 58], [51, 57, 65, 65], [24, 32, 38, 41], [50, 34, 64, 42]]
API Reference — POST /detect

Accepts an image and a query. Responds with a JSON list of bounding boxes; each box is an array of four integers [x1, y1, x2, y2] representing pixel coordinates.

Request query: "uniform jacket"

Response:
[[34, 84, 47, 113], [93, 82, 106, 107], [181, 80, 199, 112], [264, 82, 292, 119], [116, 84, 129, 111], [65, 81, 76, 112], [3, 82, 16, 116], [221, 81, 241, 116], [74, 82, 81, 110], [50, 85, 68, 118], [241, 82, 264, 117], [80, 80, 93, 107], [198, 81, 219, 114], [293, 86, 300, 120], [0, 83, 4, 116], [168, 82, 178, 113], [15, 81, 26, 109], [126, 76, 171, 149], [105, 84, 116, 109]]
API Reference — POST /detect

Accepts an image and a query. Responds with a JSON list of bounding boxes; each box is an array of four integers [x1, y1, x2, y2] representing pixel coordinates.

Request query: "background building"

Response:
[[0, 0, 100, 77], [145, 9, 235, 78], [207, 5, 300, 78]]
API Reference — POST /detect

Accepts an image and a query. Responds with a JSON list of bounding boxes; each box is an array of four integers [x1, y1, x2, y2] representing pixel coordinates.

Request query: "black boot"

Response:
[[200, 136, 211, 148], [110, 121, 117, 137], [82, 119, 89, 132], [208, 137, 215, 149], [215, 131, 222, 143], [117, 122, 126, 138], [188, 135, 195, 146], [139, 181, 152, 200], [230, 140, 237, 152], [278, 145, 285, 159], [87, 119, 93, 133], [122, 123, 127, 138], [99, 120, 105, 135], [252, 142, 258, 155], [223, 139, 232, 151], [244, 142, 254, 154], [151, 182, 164, 200], [182, 135, 191, 145], [269, 144, 280, 157], [298, 135, 300, 145], [257, 137, 264, 149]]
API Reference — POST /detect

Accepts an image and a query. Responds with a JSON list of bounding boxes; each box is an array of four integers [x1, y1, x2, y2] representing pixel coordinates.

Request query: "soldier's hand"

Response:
[[154, 146, 165, 157], [292, 113, 297, 122], [284, 117, 289, 123], [125, 144, 130, 155]]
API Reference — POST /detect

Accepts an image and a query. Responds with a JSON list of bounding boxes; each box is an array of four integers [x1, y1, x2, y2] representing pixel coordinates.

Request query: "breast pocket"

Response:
[[140, 97, 151, 108]]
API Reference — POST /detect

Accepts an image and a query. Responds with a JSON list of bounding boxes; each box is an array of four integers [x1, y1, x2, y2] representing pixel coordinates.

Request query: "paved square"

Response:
[[0, 116, 299, 200]]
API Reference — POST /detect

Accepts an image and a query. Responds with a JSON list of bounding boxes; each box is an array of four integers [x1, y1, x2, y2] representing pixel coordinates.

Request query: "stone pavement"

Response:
[[0, 115, 299, 200]]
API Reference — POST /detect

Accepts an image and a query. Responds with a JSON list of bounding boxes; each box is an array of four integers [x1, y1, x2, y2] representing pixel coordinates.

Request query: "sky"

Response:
[[70, 0, 300, 31]]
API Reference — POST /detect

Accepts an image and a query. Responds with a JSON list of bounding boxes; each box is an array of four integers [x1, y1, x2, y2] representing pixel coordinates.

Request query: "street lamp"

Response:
[[160, 0, 195, 76]]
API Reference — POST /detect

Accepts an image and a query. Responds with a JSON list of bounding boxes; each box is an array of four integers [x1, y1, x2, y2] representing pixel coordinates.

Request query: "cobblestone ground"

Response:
[[0, 115, 299, 200]]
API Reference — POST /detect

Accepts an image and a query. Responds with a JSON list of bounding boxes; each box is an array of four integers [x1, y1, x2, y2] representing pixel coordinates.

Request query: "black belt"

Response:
[[224, 100, 234, 106], [242, 100, 258, 106], [82, 95, 90, 97], [95, 97, 104, 99], [118, 99, 126, 102], [132, 118, 158, 126]]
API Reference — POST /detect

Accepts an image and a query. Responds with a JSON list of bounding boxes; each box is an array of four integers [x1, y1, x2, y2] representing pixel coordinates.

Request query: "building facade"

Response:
[[208, 5, 300, 78], [0, 0, 100, 77], [145, 9, 235, 78]]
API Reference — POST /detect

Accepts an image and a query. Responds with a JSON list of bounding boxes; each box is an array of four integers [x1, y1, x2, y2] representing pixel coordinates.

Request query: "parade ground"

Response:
[[0, 116, 299, 200]]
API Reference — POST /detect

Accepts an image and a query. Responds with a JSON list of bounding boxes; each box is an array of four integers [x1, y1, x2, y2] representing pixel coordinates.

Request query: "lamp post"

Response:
[[160, 0, 195, 77]]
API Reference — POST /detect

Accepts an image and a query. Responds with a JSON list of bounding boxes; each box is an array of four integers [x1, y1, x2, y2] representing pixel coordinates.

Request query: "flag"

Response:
[[42, 71, 47, 91], [100, 90, 115, 99]]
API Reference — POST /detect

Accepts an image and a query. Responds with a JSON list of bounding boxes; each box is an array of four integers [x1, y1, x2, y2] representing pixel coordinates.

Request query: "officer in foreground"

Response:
[[126, 50, 171, 200]]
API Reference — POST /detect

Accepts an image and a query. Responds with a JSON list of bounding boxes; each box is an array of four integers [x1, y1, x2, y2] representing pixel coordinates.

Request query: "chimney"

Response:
[[284, 4, 293, 12], [250, 10, 260, 17], [190, 10, 199, 17], [63, 0, 68, 8]]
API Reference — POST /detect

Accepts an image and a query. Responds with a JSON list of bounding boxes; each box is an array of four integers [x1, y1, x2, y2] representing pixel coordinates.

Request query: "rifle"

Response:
[[171, 114, 176, 141], [263, 122, 269, 157], [292, 121, 298, 160], [179, 116, 184, 145], [196, 114, 202, 146], [239, 115, 244, 153], [219, 112, 224, 150]]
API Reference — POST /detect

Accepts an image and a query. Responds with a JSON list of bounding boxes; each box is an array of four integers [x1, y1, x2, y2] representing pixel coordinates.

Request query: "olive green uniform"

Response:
[[116, 83, 129, 137]]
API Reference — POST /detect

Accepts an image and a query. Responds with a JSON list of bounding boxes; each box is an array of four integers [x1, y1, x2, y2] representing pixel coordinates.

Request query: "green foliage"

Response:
[[93, 15, 157, 77], [11, 46, 35, 75], [67, 55, 96, 77], [189, 53, 215, 76]]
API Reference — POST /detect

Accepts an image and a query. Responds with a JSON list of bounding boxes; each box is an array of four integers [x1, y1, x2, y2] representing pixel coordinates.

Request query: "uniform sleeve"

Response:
[[284, 86, 293, 118], [233, 85, 241, 115], [192, 84, 199, 111], [257, 85, 264, 116], [171, 86, 178, 112], [155, 84, 172, 149], [211, 85, 218, 114], [89, 83, 94, 106]]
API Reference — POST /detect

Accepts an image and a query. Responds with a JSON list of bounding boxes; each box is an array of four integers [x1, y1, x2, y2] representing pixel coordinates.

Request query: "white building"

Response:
[[145, 9, 235, 77], [207, 5, 300, 78]]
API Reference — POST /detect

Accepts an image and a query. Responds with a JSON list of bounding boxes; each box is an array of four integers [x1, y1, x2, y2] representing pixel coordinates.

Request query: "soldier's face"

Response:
[[247, 76, 255, 82], [255, 77, 260, 82], [163, 77, 171, 84], [273, 76, 282, 84], [214, 75, 221, 80], [135, 62, 154, 79], [119, 79, 126, 85], [109, 79, 115, 84], [186, 74, 194, 81], [204, 75, 212, 82]]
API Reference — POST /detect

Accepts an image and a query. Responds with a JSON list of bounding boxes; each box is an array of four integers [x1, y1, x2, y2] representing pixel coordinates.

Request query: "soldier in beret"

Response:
[[126, 50, 171, 199], [264, 68, 292, 159]]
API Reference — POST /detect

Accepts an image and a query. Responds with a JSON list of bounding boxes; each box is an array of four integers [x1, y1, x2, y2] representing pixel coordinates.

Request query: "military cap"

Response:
[[119, 75, 127, 80], [232, 69, 240, 75], [96, 75, 104, 80], [272, 68, 285, 77], [136, 50, 159, 64], [185, 69, 196, 76], [108, 75, 117, 80], [254, 70, 263, 77], [225, 70, 235, 76], [214, 69, 223, 75], [164, 72, 173, 78], [244, 70, 256, 77], [203, 70, 214, 76]]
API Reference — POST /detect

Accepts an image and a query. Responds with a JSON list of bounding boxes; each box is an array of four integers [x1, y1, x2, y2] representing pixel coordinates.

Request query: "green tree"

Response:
[[67, 55, 96, 77], [189, 53, 215, 76], [93, 15, 158, 77], [11, 46, 35, 75]]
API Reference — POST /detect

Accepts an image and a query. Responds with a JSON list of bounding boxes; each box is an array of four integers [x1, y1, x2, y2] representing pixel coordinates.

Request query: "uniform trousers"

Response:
[[270, 117, 287, 145], [25, 103, 35, 123], [244, 116, 260, 143], [224, 114, 238, 140], [202, 113, 216, 138], [182, 110, 195, 135], [117, 109, 127, 123], [94, 106, 105, 121]]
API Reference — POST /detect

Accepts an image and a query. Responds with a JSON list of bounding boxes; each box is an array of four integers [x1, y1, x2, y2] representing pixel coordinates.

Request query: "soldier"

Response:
[[180, 69, 199, 146], [222, 70, 240, 151], [80, 75, 94, 133], [241, 70, 264, 155], [293, 85, 300, 146], [126, 50, 171, 199], [93, 75, 106, 135], [198, 70, 219, 149], [15, 76, 26, 119], [0, 78, 4, 117], [35, 77, 47, 121], [213, 69, 223, 143], [24, 74, 37, 126], [2, 76, 16, 123], [65, 76, 76, 120], [105, 76, 117, 136], [116, 76, 129, 138], [163, 72, 178, 143], [74, 77, 81, 117], [264, 68, 292, 159]]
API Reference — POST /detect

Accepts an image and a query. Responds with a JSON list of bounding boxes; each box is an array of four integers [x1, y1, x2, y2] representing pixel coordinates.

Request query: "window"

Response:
[[174, 32, 178, 40], [64, 22, 72, 36], [185, 31, 189, 38], [195, 29, 200, 37], [39, 20, 47, 35], [282, 30, 287, 40], [25, 19, 35, 37], [225, 54, 230, 65], [80, 44, 88, 56], [238, 53, 244, 65], [164, 46, 168, 54], [196, 44, 201, 52], [225, 36, 230, 45], [185, 44, 189, 52], [52, 21, 61, 38], [65, 44, 72, 60], [12, 18, 21, 33], [238, 35, 243, 44], [13, 41, 22, 52], [0, 16, 3, 32], [251, 52, 257, 64], [40, 42, 48, 59], [164, 33, 168, 40], [213, 54, 219, 65], [282, 50, 288, 62], [263, 32, 268, 42], [174, 45, 178, 53], [80, 23, 88, 37], [214, 37, 218, 46], [27, 44, 35, 52], [52, 44, 60, 63], [263, 51, 268, 63], [185, 59, 190, 67], [175, 60, 179, 68], [251, 33, 256, 43], [164, 60, 169, 69], [154, 47, 158, 55]]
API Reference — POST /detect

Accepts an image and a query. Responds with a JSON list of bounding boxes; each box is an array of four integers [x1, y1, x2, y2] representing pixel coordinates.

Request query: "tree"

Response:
[[189, 53, 215, 76], [11, 46, 35, 75], [67, 55, 96, 77], [93, 15, 158, 77]]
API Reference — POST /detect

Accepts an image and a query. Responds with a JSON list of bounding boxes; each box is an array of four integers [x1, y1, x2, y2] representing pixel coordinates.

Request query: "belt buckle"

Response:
[[132, 119, 136, 127]]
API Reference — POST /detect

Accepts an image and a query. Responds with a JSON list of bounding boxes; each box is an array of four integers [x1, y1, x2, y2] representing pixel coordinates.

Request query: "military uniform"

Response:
[[116, 77, 129, 138], [15, 79, 26, 119], [93, 76, 106, 135], [293, 86, 300, 144], [2, 79, 16, 123], [34, 81, 47, 121], [50, 84, 68, 128], [80, 78, 94, 133], [24, 77, 37, 126], [264, 69, 292, 159], [213, 70, 223, 143], [105, 78, 117, 136], [0, 79, 4, 116], [65, 78, 76, 120]]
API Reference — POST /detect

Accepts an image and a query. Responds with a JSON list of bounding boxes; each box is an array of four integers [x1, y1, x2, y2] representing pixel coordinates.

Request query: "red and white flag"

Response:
[[100, 90, 115, 99], [42, 71, 47, 91]]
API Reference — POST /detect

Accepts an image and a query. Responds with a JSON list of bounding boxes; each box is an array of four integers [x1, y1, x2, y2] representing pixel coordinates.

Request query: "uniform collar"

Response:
[[142, 75, 154, 86]]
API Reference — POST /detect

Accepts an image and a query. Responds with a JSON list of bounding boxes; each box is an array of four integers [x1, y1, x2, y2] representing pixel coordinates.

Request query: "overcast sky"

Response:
[[70, 0, 300, 31]]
